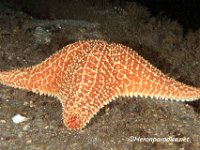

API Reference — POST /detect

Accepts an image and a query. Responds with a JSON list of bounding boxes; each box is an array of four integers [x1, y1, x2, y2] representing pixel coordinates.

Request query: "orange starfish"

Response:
[[0, 40, 199, 130]]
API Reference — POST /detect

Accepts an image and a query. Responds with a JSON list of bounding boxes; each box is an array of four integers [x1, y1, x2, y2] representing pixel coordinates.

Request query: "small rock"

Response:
[[12, 114, 29, 124], [0, 120, 6, 123], [23, 124, 31, 131]]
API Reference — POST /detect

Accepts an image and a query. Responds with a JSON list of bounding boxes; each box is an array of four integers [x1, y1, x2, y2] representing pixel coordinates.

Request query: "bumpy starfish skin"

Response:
[[0, 40, 200, 129]]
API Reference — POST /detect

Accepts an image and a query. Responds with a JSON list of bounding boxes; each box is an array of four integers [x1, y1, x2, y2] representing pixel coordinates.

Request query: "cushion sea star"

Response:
[[0, 40, 199, 130]]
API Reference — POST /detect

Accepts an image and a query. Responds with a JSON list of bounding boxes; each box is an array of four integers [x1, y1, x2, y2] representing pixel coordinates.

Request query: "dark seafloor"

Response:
[[0, 0, 200, 149]]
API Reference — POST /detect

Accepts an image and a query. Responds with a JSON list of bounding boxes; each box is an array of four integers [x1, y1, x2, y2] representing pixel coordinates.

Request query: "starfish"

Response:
[[0, 40, 200, 130]]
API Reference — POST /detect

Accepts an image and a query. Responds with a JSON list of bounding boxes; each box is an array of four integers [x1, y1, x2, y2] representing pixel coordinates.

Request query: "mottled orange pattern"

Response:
[[0, 40, 199, 129]]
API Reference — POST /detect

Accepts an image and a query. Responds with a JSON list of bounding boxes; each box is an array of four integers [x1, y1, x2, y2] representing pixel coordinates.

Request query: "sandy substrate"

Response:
[[0, 1, 200, 149]]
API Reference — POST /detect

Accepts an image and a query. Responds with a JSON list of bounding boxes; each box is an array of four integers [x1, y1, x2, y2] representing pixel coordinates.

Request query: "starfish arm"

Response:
[[0, 43, 83, 97], [0, 66, 59, 97], [0, 50, 66, 97], [61, 82, 117, 129], [111, 44, 200, 101], [62, 96, 106, 129]]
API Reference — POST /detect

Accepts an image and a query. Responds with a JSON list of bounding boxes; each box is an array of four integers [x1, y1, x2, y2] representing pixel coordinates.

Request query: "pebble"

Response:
[[12, 114, 29, 124]]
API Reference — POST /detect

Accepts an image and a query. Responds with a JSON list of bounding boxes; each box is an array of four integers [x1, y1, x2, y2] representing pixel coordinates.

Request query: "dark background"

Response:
[[2, 0, 200, 33]]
